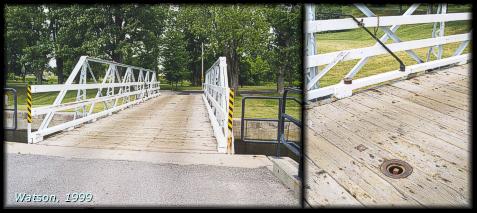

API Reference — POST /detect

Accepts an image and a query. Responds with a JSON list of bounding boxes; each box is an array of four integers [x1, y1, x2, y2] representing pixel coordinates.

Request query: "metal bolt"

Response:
[[343, 77, 353, 84], [380, 159, 412, 179], [392, 167, 400, 174]]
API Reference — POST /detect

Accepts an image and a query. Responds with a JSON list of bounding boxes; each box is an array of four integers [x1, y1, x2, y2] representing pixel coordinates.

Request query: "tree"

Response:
[[266, 4, 302, 94], [175, 5, 213, 86], [161, 9, 189, 89], [5, 4, 302, 90], [5, 5, 49, 84], [44, 5, 78, 83], [209, 5, 271, 93], [244, 55, 271, 85], [5, 5, 28, 81]]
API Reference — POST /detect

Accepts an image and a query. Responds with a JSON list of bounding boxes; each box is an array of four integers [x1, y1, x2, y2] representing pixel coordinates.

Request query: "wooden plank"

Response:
[[306, 106, 468, 206], [427, 67, 469, 82], [372, 87, 470, 136], [312, 104, 469, 198], [304, 157, 363, 207], [334, 98, 469, 169], [399, 77, 470, 104], [377, 85, 469, 122], [363, 89, 469, 140], [445, 64, 470, 76], [340, 94, 468, 152], [305, 127, 419, 206], [407, 72, 469, 94], [392, 80, 469, 110], [42, 94, 219, 154], [423, 77, 470, 94], [424, 69, 470, 92]]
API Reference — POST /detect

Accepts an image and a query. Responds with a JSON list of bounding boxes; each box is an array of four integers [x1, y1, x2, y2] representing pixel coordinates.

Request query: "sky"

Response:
[[48, 58, 56, 68]]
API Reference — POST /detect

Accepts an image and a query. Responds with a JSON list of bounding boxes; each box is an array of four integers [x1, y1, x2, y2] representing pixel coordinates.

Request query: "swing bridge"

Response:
[[304, 3, 471, 207]]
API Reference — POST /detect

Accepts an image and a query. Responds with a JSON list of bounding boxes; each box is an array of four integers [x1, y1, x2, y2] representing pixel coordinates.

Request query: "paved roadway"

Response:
[[5, 143, 298, 207]]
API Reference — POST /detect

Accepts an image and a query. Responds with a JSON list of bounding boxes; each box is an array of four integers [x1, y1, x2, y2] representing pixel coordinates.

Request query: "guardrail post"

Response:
[[26, 83, 32, 144], [227, 88, 235, 154]]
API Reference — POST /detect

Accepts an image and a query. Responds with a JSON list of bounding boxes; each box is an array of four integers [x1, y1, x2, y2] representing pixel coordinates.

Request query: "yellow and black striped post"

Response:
[[26, 84, 33, 123], [227, 88, 234, 154]]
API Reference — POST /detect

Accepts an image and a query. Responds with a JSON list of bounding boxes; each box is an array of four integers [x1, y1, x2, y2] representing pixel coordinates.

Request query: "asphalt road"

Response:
[[5, 153, 298, 208]]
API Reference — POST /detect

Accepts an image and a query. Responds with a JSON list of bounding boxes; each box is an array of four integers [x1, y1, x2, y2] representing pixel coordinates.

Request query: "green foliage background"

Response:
[[4, 4, 302, 94]]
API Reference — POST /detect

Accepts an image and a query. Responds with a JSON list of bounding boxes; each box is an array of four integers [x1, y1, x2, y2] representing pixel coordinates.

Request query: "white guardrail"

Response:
[[305, 3, 472, 101], [202, 57, 231, 153], [28, 56, 160, 143]]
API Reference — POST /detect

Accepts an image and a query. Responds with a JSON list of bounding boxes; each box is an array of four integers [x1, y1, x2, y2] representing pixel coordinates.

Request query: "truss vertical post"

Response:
[[305, 4, 318, 90], [428, 4, 447, 61], [438, 4, 447, 60], [89, 64, 112, 116], [74, 62, 88, 120]]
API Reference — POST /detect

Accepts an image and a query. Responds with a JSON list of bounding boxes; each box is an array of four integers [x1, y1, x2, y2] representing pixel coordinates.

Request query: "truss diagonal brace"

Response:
[[307, 51, 349, 90], [344, 4, 421, 80]]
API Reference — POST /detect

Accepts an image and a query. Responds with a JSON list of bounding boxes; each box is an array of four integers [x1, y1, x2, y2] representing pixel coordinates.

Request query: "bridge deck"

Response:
[[42, 93, 218, 154], [305, 64, 470, 207]]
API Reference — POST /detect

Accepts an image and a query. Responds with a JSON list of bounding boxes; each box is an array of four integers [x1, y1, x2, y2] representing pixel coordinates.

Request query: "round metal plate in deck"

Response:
[[380, 159, 413, 179]]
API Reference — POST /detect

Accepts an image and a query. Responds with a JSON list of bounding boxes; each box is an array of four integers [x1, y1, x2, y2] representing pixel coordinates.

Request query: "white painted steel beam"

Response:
[[306, 54, 470, 101], [305, 4, 318, 89], [307, 51, 349, 90], [31, 86, 160, 116], [29, 56, 160, 143], [305, 13, 470, 33], [344, 4, 421, 80], [202, 57, 229, 153], [306, 33, 470, 68], [34, 93, 160, 138], [38, 56, 88, 132]]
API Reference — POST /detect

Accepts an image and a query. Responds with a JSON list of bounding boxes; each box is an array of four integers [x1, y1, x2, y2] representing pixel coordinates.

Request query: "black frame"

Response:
[[240, 87, 303, 177], [4, 88, 18, 130]]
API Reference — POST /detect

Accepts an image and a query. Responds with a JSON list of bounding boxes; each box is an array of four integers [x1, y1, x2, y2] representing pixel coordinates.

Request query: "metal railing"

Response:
[[240, 88, 302, 158], [28, 56, 160, 143], [202, 57, 231, 153], [278, 88, 303, 158], [4, 88, 18, 130], [280, 88, 303, 178], [305, 3, 472, 101]]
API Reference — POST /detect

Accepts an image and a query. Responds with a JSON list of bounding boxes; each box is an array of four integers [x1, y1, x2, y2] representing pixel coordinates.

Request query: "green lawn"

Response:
[[315, 20, 471, 87], [5, 82, 140, 112], [161, 82, 302, 119], [235, 90, 302, 120], [5, 82, 302, 120]]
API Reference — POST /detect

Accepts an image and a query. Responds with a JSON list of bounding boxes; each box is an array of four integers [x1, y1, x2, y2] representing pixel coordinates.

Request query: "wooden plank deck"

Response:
[[304, 64, 471, 207], [41, 93, 218, 154]]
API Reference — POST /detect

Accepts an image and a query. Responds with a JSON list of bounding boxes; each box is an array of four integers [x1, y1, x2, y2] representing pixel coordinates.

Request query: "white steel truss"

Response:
[[202, 57, 230, 153], [305, 4, 471, 101], [28, 56, 160, 143]]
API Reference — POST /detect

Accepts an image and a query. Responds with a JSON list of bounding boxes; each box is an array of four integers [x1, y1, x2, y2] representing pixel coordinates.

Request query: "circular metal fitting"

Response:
[[380, 159, 413, 179], [343, 77, 353, 84]]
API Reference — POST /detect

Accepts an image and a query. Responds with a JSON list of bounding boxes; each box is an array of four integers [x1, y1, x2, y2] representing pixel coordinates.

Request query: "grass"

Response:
[[5, 81, 302, 119], [235, 91, 302, 120], [160, 81, 302, 119], [315, 20, 472, 87], [5, 82, 140, 112], [335, 4, 472, 18]]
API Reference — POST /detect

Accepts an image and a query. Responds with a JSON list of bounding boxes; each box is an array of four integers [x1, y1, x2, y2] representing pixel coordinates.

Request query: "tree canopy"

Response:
[[5, 4, 302, 93]]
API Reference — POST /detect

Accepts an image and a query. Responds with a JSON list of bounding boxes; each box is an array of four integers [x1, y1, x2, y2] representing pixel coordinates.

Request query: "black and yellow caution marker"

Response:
[[26, 84, 32, 123], [227, 88, 234, 154]]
